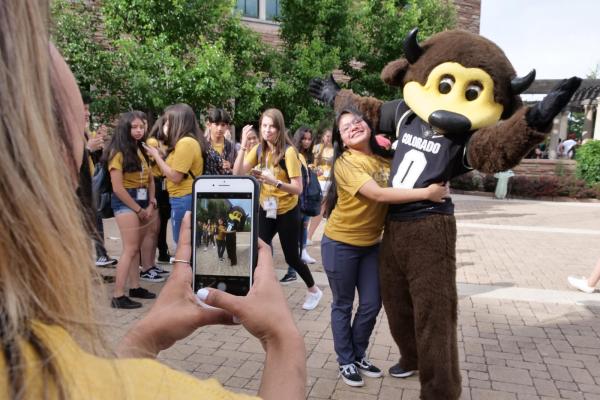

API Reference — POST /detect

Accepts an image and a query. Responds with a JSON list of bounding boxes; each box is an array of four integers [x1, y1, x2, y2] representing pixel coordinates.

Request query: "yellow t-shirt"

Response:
[[314, 145, 334, 182], [324, 150, 391, 246], [166, 137, 203, 198], [147, 137, 167, 178], [217, 225, 226, 241], [244, 145, 301, 214], [108, 150, 150, 189], [212, 141, 225, 156], [0, 323, 259, 400]]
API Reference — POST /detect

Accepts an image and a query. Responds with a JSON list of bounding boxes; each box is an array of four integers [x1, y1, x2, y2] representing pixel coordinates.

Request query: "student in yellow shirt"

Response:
[[104, 111, 158, 309], [144, 103, 206, 244], [145, 116, 173, 263], [322, 108, 448, 387], [204, 107, 238, 174], [216, 217, 227, 260], [307, 128, 334, 244], [233, 109, 323, 311], [0, 6, 306, 398]]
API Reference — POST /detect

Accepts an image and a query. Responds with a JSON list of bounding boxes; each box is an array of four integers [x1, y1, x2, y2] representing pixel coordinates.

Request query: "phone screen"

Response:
[[193, 186, 256, 296]]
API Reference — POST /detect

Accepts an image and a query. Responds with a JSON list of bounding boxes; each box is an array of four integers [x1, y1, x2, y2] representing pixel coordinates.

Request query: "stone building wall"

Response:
[[452, 0, 481, 33]]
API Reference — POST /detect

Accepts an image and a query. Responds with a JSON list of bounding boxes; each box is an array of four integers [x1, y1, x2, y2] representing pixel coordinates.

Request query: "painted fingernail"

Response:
[[196, 288, 209, 301]]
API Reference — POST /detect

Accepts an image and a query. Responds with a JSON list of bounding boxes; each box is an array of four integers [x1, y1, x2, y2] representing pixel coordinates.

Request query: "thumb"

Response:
[[198, 288, 242, 316]]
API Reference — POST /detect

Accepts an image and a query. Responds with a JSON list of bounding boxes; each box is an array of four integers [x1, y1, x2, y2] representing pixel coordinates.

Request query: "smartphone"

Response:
[[192, 176, 259, 296]]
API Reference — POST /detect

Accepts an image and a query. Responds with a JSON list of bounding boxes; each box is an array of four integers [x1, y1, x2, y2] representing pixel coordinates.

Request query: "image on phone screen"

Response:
[[193, 185, 256, 296]]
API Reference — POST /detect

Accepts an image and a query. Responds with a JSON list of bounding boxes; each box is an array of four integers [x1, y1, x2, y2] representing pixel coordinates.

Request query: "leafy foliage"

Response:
[[51, 0, 456, 130], [52, 0, 267, 127], [576, 140, 600, 185], [347, 0, 456, 99]]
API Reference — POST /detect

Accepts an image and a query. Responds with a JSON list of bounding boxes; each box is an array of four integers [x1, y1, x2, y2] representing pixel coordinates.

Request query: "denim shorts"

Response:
[[111, 188, 149, 216]]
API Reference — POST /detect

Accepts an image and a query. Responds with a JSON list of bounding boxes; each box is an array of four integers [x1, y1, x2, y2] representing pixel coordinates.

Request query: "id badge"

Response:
[[263, 196, 278, 219], [161, 179, 166, 191], [136, 188, 148, 201]]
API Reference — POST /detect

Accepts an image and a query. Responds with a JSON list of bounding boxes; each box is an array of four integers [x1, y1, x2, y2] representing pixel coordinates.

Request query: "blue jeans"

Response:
[[170, 194, 192, 245], [321, 234, 382, 365], [286, 214, 311, 276], [111, 188, 149, 215]]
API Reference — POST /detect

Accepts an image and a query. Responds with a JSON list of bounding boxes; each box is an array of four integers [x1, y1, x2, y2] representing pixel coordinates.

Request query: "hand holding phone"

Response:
[[192, 177, 259, 296]]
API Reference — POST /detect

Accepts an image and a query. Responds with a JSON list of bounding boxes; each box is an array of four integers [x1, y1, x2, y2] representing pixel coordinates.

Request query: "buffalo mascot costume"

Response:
[[309, 28, 580, 399]]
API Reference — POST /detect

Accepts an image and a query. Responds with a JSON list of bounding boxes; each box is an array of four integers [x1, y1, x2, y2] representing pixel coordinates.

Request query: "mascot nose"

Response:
[[428, 110, 472, 135]]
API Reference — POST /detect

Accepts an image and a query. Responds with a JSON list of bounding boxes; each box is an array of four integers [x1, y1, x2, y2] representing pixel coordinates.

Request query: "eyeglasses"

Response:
[[339, 116, 364, 134]]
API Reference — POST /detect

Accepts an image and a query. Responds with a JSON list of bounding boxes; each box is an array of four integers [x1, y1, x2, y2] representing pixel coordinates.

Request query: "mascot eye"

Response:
[[465, 82, 483, 101], [438, 75, 455, 94]]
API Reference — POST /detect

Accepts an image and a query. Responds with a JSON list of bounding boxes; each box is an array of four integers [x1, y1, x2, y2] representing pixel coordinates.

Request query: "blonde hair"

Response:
[[315, 128, 333, 167], [1, 1, 103, 398], [258, 108, 296, 165]]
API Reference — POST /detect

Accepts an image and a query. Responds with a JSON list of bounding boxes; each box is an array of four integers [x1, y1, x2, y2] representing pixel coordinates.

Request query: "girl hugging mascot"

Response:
[[310, 28, 581, 399]]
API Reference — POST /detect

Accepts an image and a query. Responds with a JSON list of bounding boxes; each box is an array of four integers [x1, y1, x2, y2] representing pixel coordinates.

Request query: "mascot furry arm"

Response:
[[309, 29, 581, 174]]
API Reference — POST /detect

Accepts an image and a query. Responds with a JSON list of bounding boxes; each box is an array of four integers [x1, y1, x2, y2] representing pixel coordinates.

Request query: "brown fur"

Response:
[[379, 215, 461, 400], [334, 89, 383, 131], [333, 30, 548, 400], [380, 30, 522, 119], [467, 107, 546, 173]]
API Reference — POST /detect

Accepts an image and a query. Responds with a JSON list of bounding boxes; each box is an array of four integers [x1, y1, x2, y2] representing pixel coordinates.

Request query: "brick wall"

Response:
[[246, 0, 482, 47], [511, 159, 576, 177], [452, 0, 481, 33]]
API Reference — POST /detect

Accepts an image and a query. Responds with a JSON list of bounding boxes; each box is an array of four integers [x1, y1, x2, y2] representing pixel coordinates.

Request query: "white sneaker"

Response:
[[301, 249, 316, 264], [568, 276, 595, 294], [306, 239, 313, 246], [302, 287, 323, 310]]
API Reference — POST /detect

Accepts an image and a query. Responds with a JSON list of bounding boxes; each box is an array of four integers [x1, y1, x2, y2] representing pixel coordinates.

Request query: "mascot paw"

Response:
[[526, 76, 582, 132], [308, 74, 340, 106]]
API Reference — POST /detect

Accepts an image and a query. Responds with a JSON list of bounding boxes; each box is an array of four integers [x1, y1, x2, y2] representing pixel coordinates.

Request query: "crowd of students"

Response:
[[86, 99, 337, 311]]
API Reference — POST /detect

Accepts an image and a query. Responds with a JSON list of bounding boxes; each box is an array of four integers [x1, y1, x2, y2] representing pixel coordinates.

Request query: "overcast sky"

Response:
[[480, 0, 600, 79]]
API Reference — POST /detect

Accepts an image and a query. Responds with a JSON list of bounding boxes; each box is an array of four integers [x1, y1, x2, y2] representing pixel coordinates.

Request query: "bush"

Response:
[[451, 171, 600, 199], [576, 140, 600, 185]]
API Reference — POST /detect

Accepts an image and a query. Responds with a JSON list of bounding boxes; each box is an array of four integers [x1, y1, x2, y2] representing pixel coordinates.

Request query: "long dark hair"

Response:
[[324, 108, 393, 217], [103, 111, 148, 172], [148, 115, 166, 143], [163, 103, 207, 154], [292, 126, 314, 164]]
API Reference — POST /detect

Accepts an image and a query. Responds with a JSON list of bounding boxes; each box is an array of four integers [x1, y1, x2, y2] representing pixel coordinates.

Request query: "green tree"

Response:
[[348, 0, 456, 99], [52, 0, 268, 126], [273, 0, 456, 130]]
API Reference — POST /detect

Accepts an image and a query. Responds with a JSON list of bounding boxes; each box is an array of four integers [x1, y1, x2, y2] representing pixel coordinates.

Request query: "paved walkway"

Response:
[[100, 194, 600, 399]]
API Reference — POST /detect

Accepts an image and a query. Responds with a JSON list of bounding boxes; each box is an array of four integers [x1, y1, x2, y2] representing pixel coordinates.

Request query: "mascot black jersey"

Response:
[[381, 100, 471, 220]]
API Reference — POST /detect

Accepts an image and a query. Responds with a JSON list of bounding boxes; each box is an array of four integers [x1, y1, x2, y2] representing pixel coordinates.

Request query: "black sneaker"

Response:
[[140, 269, 165, 282], [279, 273, 297, 285], [129, 287, 156, 299], [354, 357, 383, 378], [96, 255, 117, 267], [148, 265, 169, 275], [111, 296, 142, 309], [389, 363, 417, 378], [339, 364, 364, 387]]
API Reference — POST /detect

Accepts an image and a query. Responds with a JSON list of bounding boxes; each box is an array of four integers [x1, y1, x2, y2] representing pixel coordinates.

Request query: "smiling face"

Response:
[[246, 130, 258, 149], [260, 115, 279, 144], [130, 118, 145, 142], [338, 113, 371, 151]]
